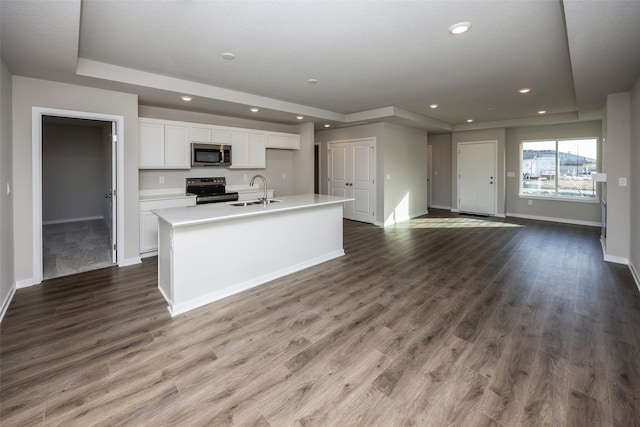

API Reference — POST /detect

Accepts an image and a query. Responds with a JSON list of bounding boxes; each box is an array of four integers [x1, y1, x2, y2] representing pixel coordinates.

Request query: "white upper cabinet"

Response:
[[230, 131, 266, 169], [164, 125, 191, 168], [139, 122, 165, 168], [139, 118, 299, 170], [139, 119, 190, 169], [266, 133, 300, 149]]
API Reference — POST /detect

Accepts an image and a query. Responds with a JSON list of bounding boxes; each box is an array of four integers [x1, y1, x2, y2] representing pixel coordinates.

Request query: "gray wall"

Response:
[[42, 122, 105, 223], [505, 121, 602, 225], [631, 76, 640, 279], [452, 128, 507, 215], [12, 76, 139, 284], [603, 93, 631, 261], [137, 106, 302, 197], [428, 133, 452, 209], [0, 59, 14, 317], [315, 122, 429, 226]]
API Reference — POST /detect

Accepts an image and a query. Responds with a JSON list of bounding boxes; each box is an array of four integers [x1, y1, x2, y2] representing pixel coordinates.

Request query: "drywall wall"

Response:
[[603, 93, 631, 262], [382, 122, 429, 225], [505, 121, 602, 225], [12, 76, 139, 285], [428, 133, 452, 209], [629, 77, 640, 278], [0, 59, 14, 319], [291, 122, 315, 195], [42, 122, 104, 223]]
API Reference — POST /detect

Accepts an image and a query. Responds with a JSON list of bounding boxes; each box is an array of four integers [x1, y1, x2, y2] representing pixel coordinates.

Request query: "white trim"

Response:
[[518, 194, 600, 204], [383, 209, 428, 227], [0, 284, 16, 323], [451, 208, 460, 213], [506, 212, 600, 227], [16, 277, 39, 289], [42, 216, 104, 225], [121, 256, 142, 267], [603, 254, 629, 265], [32, 107, 126, 285], [429, 204, 452, 211], [165, 250, 345, 316], [629, 262, 640, 293], [140, 251, 157, 259]]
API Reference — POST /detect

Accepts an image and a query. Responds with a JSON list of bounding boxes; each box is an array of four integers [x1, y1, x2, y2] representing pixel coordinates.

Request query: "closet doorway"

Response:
[[32, 107, 124, 284], [41, 116, 115, 279]]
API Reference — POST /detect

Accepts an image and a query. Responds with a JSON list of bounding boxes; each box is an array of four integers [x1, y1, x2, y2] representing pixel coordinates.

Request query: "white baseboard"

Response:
[[121, 256, 142, 267], [383, 210, 428, 227], [43, 215, 104, 225], [451, 208, 460, 213], [140, 251, 157, 259], [429, 205, 452, 211], [630, 262, 640, 294], [604, 254, 629, 265], [16, 277, 40, 289], [0, 284, 17, 323], [506, 212, 600, 228]]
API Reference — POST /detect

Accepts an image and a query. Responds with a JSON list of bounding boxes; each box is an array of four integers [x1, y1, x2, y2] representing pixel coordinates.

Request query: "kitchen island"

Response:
[[153, 194, 352, 316]]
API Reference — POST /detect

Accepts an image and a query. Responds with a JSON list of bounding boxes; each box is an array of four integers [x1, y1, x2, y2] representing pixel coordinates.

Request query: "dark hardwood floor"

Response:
[[2, 209, 639, 426]]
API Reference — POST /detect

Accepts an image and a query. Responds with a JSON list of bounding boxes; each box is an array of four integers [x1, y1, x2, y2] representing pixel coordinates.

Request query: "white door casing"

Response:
[[427, 145, 433, 208], [31, 107, 125, 286], [329, 138, 376, 224], [457, 141, 497, 216], [110, 122, 118, 263]]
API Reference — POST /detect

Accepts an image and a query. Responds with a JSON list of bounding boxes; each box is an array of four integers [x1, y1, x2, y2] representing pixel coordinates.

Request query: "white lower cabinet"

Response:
[[139, 196, 196, 255]]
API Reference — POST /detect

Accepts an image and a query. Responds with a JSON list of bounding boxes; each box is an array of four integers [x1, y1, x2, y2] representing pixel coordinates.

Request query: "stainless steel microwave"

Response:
[[191, 143, 231, 167]]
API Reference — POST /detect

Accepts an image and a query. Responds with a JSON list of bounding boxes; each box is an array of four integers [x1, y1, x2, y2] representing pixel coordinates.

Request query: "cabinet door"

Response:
[[191, 127, 212, 142], [283, 135, 300, 149], [139, 122, 165, 168], [230, 131, 250, 168], [248, 133, 266, 168], [266, 133, 300, 149], [140, 211, 159, 253], [164, 125, 191, 168]]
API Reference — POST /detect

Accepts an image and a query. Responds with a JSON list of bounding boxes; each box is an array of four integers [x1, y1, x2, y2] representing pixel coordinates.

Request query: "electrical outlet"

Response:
[[244, 174, 247, 181], [6, 182, 10, 196], [282, 173, 286, 179], [159, 176, 165, 184], [619, 177, 627, 187], [528, 200, 533, 206]]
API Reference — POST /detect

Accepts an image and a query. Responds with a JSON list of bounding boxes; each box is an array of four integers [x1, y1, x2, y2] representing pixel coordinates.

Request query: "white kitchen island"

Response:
[[153, 194, 352, 316]]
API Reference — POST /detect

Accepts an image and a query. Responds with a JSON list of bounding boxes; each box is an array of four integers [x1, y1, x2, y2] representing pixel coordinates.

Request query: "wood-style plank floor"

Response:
[[2, 210, 640, 426]]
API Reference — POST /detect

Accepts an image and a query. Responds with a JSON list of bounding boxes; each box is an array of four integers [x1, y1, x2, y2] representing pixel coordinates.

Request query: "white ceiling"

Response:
[[2, 0, 640, 132]]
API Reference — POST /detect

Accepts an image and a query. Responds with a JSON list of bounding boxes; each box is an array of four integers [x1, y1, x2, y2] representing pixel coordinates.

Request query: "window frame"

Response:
[[519, 137, 600, 203]]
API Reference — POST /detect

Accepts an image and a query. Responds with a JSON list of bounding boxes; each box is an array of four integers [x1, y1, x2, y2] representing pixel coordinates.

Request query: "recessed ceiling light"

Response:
[[324, 124, 331, 128], [429, 104, 439, 109], [538, 110, 547, 115], [250, 107, 259, 113], [518, 88, 532, 94], [308, 78, 319, 85], [222, 52, 235, 60], [296, 116, 304, 120], [449, 22, 472, 35], [180, 96, 193, 102], [466, 119, 474, 123]]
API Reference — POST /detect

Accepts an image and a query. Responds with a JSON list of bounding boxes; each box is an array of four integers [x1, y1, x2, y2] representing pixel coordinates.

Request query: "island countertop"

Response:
[[153, 193, 353, 228]]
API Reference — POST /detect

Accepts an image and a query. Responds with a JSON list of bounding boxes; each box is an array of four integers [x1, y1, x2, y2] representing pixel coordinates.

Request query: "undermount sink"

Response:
[[228, 199, 282, 207]]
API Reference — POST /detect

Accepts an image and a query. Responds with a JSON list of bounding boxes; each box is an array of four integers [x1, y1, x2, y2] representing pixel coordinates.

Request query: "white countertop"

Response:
[[153, 193, 353, 228]]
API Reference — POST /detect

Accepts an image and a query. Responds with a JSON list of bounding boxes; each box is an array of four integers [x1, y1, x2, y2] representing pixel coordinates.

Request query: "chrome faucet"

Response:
[[249, 174, 268, 205]]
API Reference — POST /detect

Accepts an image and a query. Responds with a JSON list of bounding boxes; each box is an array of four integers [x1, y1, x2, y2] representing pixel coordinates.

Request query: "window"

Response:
[[520, 138, 598, 200]]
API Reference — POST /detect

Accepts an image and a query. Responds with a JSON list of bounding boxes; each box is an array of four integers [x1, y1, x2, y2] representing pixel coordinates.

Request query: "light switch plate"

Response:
[[619, 177, 627, 187]]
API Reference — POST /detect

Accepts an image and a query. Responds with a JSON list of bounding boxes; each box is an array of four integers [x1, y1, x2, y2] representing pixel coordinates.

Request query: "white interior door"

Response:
[[458, 141, 496, 215], [329, 138, 376, 224]]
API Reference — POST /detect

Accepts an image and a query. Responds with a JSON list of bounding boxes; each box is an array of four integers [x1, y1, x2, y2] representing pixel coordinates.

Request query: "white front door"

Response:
[[458, 141, 496, 215], [329, 138, 376, 224]]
